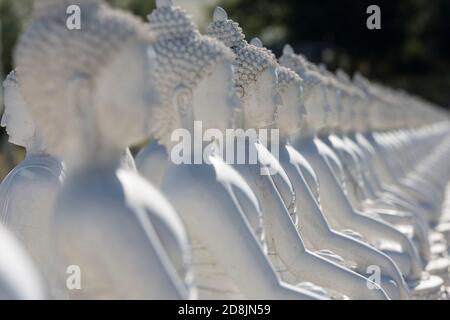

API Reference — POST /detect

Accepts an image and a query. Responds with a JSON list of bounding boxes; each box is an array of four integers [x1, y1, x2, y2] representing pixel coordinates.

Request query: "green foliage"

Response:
[[0, 0, 33, 74]]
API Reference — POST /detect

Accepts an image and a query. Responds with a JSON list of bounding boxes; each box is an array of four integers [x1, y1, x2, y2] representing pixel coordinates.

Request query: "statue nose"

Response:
[[0, 113, 7, 127]]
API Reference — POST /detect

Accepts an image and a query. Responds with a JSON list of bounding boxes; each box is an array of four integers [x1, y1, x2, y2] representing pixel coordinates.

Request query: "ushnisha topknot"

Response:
[[207, 8, 278, 98], [147, 1, 235, 146], [148, 0, 197, 40], [279, 44, 312, 76], [14, 0, 155, 154], [206, 6, 246, 49], [335, 69, 366, 101], [279, 44, 328, 100], [277, 66, 303, 93]]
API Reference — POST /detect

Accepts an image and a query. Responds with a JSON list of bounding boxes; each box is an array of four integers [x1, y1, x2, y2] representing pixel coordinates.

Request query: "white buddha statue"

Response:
[[279, 46, 423, 284], [0, 223, 45, 299], [353, 74, 445, 226], [330, 71, 450, 298], [14, 0, 193, 299], [273, 64, 410, 299], [137, 1, 324, 300], [0, 70, 64, 290], [206, 8, 388, 299], [333, 70, 431, 264], [349, 79, 450, 296]]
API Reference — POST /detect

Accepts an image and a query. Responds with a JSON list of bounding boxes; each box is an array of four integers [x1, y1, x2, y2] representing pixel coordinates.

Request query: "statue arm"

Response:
[[293, 250, 388, 299], [324, 231, 410, 299], [168, 180, 322, 300], [284, 159, 409, 298], [54, 201, 188, 300], [307, 152, 422, 281], [265, 183, 387, 299], [199, 196, 322, 300]]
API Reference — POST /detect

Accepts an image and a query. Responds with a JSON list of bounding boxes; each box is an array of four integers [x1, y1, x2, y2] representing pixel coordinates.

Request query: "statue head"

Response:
[[1, 71, 36, 149], [275, 66, 306, 138], [367, 82, 395, 131], [351, 87, 370, 133], [318, 64, 342, 130], [332, 70, 352, 132], [335, 69, 370, 133], [338, 84, 356, 133], [207, 9, 280, 130], [14, 0, 159, 162], [147, 2, 237, 147], [354, 72, 376, 131], [279, 45, 330, 134]]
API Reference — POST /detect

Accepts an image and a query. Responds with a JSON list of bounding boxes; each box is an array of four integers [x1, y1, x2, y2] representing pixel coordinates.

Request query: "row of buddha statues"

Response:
[[0, 0, 449, 300]]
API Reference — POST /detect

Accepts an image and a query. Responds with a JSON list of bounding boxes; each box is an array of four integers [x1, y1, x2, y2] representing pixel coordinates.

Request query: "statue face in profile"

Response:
[[188, 59, 239, 133], [276, 82, 307, 137], [304, 84, 328, 132], [1, 77, 35, 147], [243, 67, 280, 130]]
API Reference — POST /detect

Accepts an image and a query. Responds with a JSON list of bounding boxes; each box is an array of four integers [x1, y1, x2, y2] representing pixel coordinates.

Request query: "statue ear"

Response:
[[173, 84, 193, 117]]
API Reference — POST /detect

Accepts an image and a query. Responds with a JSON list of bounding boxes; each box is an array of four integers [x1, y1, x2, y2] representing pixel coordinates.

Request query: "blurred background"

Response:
[[0, 0, 449, 178]]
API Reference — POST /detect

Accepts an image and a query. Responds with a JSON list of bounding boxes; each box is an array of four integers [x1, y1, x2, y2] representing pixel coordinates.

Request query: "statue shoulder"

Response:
[[328, 135, 346, 150], [118, 169, 188, 244], [209, 155, 260, 212], [314, 138, 342, 167], [1, 159, 62, 188], [285, 144, 318, 185], [0, 161, 62, 218], [254, 142, 294, 192], [52, 171, 189, 300], [55, 169, 185, 239]]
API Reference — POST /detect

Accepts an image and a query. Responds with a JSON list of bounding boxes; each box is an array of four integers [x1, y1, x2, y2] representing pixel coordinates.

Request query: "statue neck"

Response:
[[88, 144, 123, 171], [317, 127, 333, 137], [287, 126, 308, 144], [294, 122, 317, 140], [63, 130, 123, 172], [24, 129, 47, 158]]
